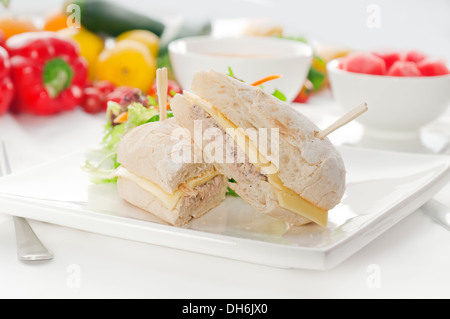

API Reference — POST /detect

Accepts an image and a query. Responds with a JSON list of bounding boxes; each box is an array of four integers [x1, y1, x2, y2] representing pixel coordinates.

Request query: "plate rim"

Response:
[[0, 146, 450, 270]]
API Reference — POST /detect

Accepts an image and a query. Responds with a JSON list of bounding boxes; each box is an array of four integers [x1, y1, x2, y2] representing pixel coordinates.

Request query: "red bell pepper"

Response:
[[0, 29, 5, 48], [6, 32, 88, 115], [0, 46, 14, 116]]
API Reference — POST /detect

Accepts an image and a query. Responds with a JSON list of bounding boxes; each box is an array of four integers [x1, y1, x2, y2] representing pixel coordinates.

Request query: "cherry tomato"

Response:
[[148, 79, 182, 98], [293, 85, 313, 104], [95, 80, 116, 96], [0, 46, 13, 115], [106, 86, 149, 107], [0, 77, 14, 116], [82, 87, 104, 114]]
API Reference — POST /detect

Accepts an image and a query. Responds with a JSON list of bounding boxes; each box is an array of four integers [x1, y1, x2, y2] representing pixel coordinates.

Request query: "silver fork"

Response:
[[422, 199, 450, 231], [420, 143, 450, 231], [0, 141, 54, 262]]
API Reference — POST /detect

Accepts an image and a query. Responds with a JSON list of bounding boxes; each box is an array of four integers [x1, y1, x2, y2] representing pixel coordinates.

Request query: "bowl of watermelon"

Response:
[[327, 49, 450, 151]]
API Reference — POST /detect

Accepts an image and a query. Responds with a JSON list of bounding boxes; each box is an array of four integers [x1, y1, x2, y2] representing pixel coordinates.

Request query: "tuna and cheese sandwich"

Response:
[[115, 118, 228, 227], [171, 70, 346, 227]]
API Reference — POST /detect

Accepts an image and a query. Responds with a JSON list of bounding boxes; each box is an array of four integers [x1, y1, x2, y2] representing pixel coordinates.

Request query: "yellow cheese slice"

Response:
[[185, 91, 328, 227], [184, 91, 277, 174], [116, 166, 219, 210], [268, 174, 328, 227], [185, 169, 221, 189]]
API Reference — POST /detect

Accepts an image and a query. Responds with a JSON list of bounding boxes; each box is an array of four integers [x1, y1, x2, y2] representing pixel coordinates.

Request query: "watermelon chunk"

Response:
[[404, 50, 427, 64], [372, 50, 402, 70], [338, 59, 348, 70], [417, 59, 449, 76], [340, 52, 387, 75], [387, 61, 421, 77]]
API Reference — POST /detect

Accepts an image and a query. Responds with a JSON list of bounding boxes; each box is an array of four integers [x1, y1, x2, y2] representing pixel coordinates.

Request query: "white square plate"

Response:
[[0, 146, 449, 270]]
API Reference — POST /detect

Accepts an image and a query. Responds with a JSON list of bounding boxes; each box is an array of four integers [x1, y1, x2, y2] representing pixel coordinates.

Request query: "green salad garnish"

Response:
[[83, 101, 173, 184]]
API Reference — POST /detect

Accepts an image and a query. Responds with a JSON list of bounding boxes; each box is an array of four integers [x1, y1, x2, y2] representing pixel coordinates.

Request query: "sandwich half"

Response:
[[171, 70, 346, 227], [116, 118, 229, 226]]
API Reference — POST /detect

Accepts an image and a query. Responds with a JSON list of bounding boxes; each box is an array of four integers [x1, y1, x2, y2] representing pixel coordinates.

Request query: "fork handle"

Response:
[[13, 217, 54, 262], [422, 199, 450, 232]]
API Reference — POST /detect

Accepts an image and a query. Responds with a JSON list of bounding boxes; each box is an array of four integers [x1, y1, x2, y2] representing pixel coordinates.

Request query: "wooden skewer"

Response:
[[156, 67, 169, 121], [316, 103, 368, 139]]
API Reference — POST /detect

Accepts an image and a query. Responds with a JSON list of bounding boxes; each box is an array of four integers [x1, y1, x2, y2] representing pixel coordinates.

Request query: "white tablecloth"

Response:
[[1, 94, 450, 300]]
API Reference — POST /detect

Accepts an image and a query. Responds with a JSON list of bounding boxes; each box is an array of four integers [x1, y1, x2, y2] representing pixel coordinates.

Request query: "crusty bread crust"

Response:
[[188, 70, 346, 210], [171, 70, 347, 226], [172, 94, 311, 226], [117, 175, 228, 227], [116, 118, 229, 226], [117, 118, 215, 194]]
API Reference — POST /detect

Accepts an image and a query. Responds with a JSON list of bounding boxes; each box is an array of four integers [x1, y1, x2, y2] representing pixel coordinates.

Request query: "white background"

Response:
[[6, 0, 450, 60], [1, 0, 450, 299]]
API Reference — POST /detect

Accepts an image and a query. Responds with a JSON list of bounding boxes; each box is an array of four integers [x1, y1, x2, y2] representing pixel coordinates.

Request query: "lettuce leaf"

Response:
[[84, 102, 170, 184], [0, 0, 10, 8], [227, 67, 286, 101]]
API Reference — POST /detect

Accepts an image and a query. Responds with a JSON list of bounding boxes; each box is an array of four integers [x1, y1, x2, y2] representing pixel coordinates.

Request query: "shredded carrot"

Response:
[[251, 75, 282, 87], [155, 103, 171, 110], [114, 112, 128, 124]]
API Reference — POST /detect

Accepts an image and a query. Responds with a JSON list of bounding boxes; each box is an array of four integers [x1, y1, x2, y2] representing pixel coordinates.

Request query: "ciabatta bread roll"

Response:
[[171, 70, 346, 227], [116, 118, 228, 226]]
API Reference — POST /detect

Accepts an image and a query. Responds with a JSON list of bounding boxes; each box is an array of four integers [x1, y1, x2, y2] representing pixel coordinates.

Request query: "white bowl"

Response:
[[168, 36, 313, 103], [327, 59, 450, 151]]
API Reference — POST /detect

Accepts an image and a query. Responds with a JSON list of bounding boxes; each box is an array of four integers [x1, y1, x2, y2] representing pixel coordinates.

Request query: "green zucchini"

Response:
[[68, 0, 165, 37], [66, 0, 211, 55]]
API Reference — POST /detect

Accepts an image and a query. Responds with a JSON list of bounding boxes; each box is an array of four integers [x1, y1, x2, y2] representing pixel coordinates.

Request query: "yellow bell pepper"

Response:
[[95, 39, 156, 93], [58, 27, 105, 80]]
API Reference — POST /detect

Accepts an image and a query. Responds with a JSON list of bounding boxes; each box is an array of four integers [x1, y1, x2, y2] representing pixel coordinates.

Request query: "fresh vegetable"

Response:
[[272, 89, 287, 102], [6, 32, 88, 115], [83, 101, 173, 184], [156, 50, 175, 80], [250, 75, 287, 102], [116, 30, 160, 59], [66, 0, 165, 38], [0, 46, 14, 116], [280, 36, 343, 103], [308, 56, 327, 90], [58, 27, 105, 80], [339, 49, 449, 77], [106, 86, 150, 112], [0, 15, 38, 40], [95, 81, 116, 95], [227, 179, 239, 197], [293, 82, 314, 104], [113, 111, 128, 124], [95, 80, 116, 97], [148, 79, 182, 98], [81, 86, 104, 114], [43, 10, 69, 32], [81, 84, 152, 118], [81, 81, 117, 114], [0, 29, 5, 47], [227, 68, 287, 102], [65, 0, 211, 55], [251, 74, 281, 87], [96, 39, 156, 93]]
